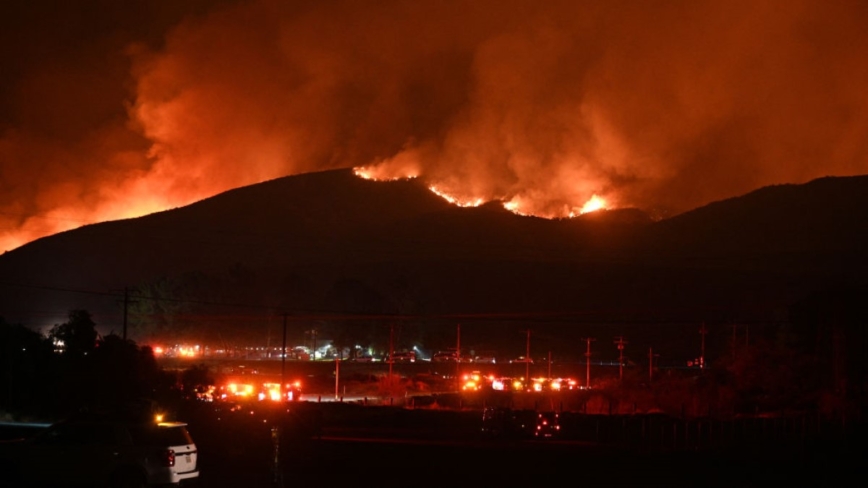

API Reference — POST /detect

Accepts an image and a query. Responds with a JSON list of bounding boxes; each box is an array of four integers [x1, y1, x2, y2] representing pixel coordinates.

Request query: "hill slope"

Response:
[[1, 169, 866, 349]]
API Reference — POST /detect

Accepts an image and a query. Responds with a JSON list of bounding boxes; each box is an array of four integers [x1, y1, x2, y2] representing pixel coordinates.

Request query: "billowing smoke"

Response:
[[2, 0, 867, 252]]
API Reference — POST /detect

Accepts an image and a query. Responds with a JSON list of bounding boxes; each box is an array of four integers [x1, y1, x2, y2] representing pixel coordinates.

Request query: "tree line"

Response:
[[0, 309, 207, 421]]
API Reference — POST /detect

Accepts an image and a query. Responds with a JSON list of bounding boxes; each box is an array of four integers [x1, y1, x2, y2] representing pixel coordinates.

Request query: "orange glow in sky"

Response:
[[2, 0, 868, 252]]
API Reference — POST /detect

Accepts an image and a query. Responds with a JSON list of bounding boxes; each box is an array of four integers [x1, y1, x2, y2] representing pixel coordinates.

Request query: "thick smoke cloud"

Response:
[[2, 0, 867, 252]]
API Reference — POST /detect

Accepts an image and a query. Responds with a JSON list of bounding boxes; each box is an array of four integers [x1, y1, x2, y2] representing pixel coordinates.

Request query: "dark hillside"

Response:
[[1, 170, 866, 345]]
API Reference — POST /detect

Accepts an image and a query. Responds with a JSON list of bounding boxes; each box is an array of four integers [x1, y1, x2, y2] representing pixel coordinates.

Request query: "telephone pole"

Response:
[[614, 335, 628, 381], [388, 323, 395, 380], [699, 323, 707, 369], [456, 323, 461, 359], [334, 357, 340, 400], [116, 287, 136, 342], [524, 329, 532, 386], [281, 313, 288, 396], [583, 337, 596, 389], [123, 288, 129, 341], [456, 324, 461, 391], [547, 351, 552, 379]]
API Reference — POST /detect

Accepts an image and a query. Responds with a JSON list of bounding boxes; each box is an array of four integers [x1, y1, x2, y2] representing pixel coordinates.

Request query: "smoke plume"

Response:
[[2, 0, 867, 252]]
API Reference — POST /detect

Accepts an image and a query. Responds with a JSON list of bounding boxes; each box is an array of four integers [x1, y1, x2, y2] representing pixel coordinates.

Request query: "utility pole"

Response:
[[614, 336, 628, 381], [547, 351, 552, 379], [335, 357, 340, 400], [123, 287, 129, 341], [388, 323, 395, 380], [699, 323, 707, 369], [281, 313, 288, 397], [116, 287, 136, 342], [583, 337, 596, 389], [456, 324, 461, 359], [456, 324, 461, 392], [525, 329, 532, 387]]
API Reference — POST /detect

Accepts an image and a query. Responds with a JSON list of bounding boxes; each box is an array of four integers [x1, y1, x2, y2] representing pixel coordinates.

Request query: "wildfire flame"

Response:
[[576, 194, 607, 215], [502, 200, 522, 214], [355, 168, 611, 218], [502, 198, 533, 217], [3, 0, 866, 255], [427, 185, 484, 208], [353, 166, 418, 181]]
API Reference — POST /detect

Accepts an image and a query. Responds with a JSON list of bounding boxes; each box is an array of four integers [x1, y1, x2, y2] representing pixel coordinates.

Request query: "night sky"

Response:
[[2, 0, 867, 253]]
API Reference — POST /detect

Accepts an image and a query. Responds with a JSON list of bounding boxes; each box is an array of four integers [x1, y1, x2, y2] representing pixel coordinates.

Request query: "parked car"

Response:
[[509, 356, 534, 364], [0, 410, 200, 487], [432, 351, 459, 362], [388, 351, 416, 362]]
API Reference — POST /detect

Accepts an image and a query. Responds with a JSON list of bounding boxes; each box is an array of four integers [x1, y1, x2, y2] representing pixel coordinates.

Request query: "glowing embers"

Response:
[[353, 166, 418, 181]]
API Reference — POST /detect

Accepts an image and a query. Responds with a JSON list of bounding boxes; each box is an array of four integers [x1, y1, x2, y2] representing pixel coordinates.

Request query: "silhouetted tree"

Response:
[[49, 309, 97, 357], [0, 318, 55, 416]]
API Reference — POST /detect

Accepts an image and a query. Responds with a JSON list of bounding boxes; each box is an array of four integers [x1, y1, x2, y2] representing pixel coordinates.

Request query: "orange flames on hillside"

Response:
[[353, 166, 418, 181], [427, 185, 485, 208], [577, 195, 607, 215], [3, 0, 868, 255], [354, 165, 610, 218]]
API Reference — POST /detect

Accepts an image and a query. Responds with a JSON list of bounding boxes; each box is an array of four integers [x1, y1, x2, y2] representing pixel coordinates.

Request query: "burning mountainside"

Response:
[[0, 167, 866, 349], [2, 0, 868, 253], [355, 165, 608, 216]]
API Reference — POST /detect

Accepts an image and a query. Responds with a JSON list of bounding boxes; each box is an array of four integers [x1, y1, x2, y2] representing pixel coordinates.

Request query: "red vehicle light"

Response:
[[159, 449, 176, 467]]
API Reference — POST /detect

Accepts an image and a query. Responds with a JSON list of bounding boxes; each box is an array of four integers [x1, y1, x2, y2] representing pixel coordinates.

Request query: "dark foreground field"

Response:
[[2, 400, 861, 488], [184, 400, 860, 488]]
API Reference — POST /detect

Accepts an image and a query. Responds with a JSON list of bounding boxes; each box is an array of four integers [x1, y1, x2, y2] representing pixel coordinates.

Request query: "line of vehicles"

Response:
[[354, 350, 522, 364], [461, 371, 581, 393]]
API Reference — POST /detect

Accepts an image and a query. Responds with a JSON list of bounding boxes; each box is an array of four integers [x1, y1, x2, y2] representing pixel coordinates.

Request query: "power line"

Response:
[[1, 280, 782, 322]]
